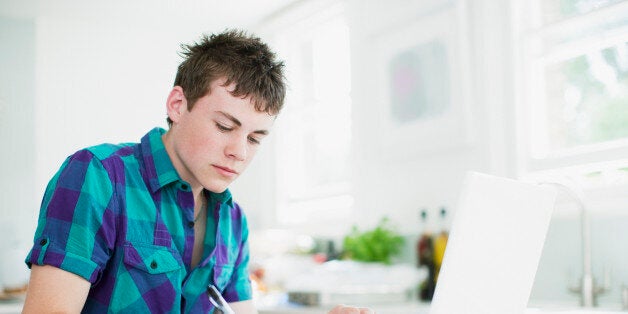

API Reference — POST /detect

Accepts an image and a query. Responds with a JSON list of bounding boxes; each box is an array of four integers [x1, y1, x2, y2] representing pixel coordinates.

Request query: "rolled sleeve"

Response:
[[26, 149, 116, 284]]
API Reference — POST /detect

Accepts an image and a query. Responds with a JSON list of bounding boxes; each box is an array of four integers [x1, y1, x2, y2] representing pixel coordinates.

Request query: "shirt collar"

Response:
[[209, 188, 233, 206], [140, 127, 234, 205], [140, 127, 181, 192]]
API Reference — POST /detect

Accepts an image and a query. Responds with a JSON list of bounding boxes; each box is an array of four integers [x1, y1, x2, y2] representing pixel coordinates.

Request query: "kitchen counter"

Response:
[[2, 298, 625, 313], [258, 300, 430, 314], [258, 301, 628, 314]]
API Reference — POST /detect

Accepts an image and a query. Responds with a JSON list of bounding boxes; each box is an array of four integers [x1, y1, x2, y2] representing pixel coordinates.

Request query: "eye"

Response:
[[248, 136, 261, 145], [216, 123, 233, 132]]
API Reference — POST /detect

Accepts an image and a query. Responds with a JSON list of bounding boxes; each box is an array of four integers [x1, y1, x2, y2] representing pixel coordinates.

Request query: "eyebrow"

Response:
[[216, 111, 269, 135]]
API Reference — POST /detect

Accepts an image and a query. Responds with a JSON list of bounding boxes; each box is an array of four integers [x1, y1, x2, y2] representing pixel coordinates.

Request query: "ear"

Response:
[[166, 86, 187, 124]]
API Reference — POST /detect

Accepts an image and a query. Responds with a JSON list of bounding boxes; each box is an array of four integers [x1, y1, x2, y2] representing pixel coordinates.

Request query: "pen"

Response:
[[207, 285, 236, 314]]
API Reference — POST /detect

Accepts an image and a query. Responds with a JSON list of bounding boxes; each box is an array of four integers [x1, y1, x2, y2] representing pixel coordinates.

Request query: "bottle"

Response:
[[432, 207, 449, 283], [417, 209, 435, 301], [326, 239, 339, 261]]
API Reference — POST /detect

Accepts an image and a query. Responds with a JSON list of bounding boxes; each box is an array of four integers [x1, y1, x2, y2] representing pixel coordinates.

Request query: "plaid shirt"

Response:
[[26, 127, 252, 313]]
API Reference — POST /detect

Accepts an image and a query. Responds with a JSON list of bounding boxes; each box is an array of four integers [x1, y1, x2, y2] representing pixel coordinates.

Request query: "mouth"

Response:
[[212, 165, 238, 176]]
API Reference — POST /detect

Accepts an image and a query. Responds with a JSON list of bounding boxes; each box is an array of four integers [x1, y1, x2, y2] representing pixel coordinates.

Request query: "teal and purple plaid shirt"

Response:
[[26, 127, 252, 313]]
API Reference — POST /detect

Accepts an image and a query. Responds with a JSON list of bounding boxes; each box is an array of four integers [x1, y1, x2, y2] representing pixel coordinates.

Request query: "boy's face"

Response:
[[164, 79, 275, 193]]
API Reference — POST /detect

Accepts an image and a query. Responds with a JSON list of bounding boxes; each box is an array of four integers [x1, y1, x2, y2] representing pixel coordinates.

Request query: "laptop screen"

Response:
[[430, 172, 557, 314]]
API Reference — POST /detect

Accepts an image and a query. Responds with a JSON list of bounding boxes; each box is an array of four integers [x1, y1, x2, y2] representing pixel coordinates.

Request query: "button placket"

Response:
[[176, 181, 196, 269], [177, 182, 195, 226]]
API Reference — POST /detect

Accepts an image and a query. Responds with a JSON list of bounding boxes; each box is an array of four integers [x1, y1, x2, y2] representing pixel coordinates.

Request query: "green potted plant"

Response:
[[341, 217, 404, 264]]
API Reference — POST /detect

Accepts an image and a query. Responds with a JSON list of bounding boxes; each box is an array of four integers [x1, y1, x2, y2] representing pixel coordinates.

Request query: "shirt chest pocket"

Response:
[[123, 242, 183, 275], [111, 243, 183, 313]]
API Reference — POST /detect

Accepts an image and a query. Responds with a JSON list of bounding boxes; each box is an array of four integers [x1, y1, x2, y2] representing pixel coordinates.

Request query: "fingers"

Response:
[[328, 304, 375, 314], [358, 307, 374, 314]]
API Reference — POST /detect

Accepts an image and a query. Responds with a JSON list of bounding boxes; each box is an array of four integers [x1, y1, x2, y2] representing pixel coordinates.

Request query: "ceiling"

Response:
[[0, 0, 301, 29]]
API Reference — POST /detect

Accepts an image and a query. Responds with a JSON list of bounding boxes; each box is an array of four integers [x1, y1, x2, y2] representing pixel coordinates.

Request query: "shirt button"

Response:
[[188, 221, 195, 228], [180, 184, 189, 191], [150, 261, 158, 269], [39, 239, 48, 246]]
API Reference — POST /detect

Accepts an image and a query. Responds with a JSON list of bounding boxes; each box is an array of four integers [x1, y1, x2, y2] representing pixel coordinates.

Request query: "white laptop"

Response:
[[430, 172, 557, 314]]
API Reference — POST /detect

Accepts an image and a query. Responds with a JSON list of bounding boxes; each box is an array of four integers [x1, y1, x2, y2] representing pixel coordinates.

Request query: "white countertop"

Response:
[[258, 301, 628, 314], [258, 301, 430, 314], [2, 298, 625, 313]]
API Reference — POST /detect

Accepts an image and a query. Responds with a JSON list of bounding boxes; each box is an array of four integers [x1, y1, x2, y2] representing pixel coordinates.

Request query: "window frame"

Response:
[[514, 0, 628, 176]]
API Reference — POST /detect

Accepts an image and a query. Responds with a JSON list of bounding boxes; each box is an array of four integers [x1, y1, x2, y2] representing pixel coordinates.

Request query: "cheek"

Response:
[[193, 136, 220, 157], [180, 130, 218, 158]]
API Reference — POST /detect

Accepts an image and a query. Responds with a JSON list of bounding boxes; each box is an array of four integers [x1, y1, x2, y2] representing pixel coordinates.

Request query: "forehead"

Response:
[[198, 83, 275, 128], [207, 78, 277, 116]]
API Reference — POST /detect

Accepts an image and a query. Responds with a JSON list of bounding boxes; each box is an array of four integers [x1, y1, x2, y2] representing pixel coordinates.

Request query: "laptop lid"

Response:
[[430, 172, 557, 314]]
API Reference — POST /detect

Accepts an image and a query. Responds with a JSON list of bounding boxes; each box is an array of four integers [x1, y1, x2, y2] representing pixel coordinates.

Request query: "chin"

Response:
[[204, 182, 229, 194]]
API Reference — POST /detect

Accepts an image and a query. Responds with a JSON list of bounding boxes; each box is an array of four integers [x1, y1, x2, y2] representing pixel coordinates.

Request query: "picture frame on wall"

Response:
[[369, 1, 473, 161]]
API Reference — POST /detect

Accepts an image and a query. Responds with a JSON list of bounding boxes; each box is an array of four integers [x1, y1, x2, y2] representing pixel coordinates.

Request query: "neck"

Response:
[[161, 132, 203, 194], [194, 192, 206, 222]]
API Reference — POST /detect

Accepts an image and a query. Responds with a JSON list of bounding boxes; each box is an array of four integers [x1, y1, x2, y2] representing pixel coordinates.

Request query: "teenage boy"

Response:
[[23, 29, 371, 314]]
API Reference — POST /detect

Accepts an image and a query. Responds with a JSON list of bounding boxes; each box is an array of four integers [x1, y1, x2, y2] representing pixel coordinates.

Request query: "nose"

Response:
[[225, 136, 247, 161]]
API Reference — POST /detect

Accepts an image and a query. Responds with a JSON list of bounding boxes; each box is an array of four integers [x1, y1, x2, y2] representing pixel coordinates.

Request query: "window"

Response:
[[516, 0, 628, 186], [269, 3, 353, 231], [539, 0, 625, 24]]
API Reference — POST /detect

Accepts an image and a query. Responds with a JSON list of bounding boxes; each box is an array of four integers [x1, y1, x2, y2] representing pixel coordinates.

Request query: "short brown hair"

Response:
[[168, 29, 286, 126]]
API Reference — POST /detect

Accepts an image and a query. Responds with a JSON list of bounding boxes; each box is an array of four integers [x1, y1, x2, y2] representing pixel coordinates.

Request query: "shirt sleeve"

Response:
[[25, 149, 117, 284], [221, 212, 253, 302]]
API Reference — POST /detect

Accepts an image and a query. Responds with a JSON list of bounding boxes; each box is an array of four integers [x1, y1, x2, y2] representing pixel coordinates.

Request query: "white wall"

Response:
[[346, 0, 515, 233], [0, 16, 37, 251]]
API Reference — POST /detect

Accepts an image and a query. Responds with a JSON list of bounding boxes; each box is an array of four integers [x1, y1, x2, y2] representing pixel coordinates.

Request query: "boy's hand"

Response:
[[328, 304, 374, 314]]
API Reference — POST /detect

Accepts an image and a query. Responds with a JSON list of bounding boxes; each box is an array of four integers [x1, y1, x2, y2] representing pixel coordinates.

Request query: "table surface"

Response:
[[3, 298, 625, 313]]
